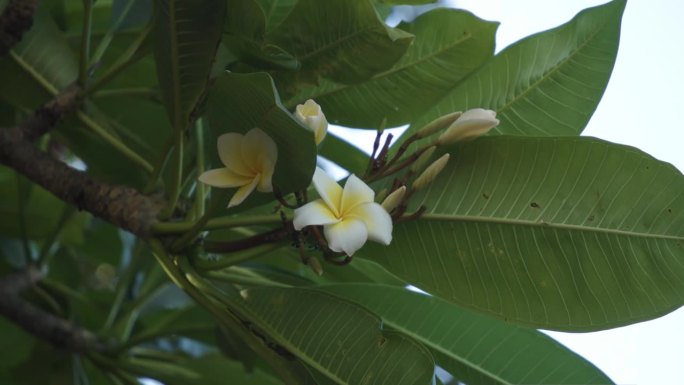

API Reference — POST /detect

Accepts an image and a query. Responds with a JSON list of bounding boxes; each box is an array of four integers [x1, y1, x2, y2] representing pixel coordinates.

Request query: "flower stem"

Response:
[[78, 0, 94, 86], [194, 119, 207, 219], [203, 269, 291, 287], [89, 0, 138, 67], [82, 25, 151, 97], [76, 111, 153, 174], [151, 214, 283, 235], [159, 126, 183, 219], [149, 242, 303, 385]]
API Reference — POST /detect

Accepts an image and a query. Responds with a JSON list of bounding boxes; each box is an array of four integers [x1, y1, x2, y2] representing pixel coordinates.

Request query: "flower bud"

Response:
[[436, 108, 499, 145], [381, 186, 406, 212], [412, 153, 450, 191], [295, 99, 328, 145], [415, 111, 462, 139], [409, 146, 436, 174]]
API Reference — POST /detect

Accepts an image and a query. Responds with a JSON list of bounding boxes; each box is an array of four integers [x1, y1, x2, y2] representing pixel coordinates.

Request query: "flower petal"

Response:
[[341, 173, 374, 213], [293, 199, 340, 230], [198, 168, 253, 188], [312, 167, 342, 217], [257, 158, 275, 192], [217, 133, 252, 176], [324, 218, 368, 256], [242, 128, 278, 171], [348, 202, 393, 245], [227, 175, 260, 208]]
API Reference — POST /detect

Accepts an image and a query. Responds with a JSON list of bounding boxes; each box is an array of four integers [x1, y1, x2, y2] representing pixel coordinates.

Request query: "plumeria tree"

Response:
[[0, 0, 680, 384]]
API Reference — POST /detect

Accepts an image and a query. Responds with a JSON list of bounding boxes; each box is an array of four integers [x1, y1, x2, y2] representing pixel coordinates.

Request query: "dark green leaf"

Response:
[[268, 0, 414, 88], [287, 9, 497, 128], [320, 284, 614, 385], [406, 0, 626, 139], [241, 287, 435, 384], [153, 0, 226, 130], [365, 136, 684, 331]]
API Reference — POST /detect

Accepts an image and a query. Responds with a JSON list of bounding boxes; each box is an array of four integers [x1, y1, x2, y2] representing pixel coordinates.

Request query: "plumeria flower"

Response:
[[198, 128, 277, 208], [437, 108, 499, 145], [295, 99, 328, 145], [293, 168, 393, 256]]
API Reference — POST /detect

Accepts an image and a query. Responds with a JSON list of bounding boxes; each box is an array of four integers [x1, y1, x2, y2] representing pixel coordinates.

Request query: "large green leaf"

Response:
[[153, 0, 226, 131], [268, 0, 414, 88], [240, 287, 435, 385], [405, 0, 625, 139], [363, 136, 684, 331], [205, 72, 317, 193], [320, 284, 613, 385], [287, 8, 497, 128]]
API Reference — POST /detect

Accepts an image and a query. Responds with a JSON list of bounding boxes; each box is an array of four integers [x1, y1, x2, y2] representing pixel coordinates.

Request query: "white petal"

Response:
[[341, 174, 374, 213], [293, 200, 340, 230], [227, 175, 260, 208], [198, 168, 253, 188], [459, 108, 497, 121], [323, 218, 368, 256], [312, 167, 342, 217], [217, 133, 252, 176], [244, 128, 278, 165], [257, 158, 275, 192], [347, 202, 393, 245]]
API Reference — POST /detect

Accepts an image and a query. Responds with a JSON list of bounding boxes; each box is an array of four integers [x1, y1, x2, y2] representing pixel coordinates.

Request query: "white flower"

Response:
[[437, 108, 499, 145], [198, 128, 277, 208], [293, 168, 392, 256], [295, 99, 328, 145]]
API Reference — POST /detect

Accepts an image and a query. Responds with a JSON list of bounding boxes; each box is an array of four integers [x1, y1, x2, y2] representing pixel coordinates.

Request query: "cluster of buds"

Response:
[[362, 108, 499, 223]]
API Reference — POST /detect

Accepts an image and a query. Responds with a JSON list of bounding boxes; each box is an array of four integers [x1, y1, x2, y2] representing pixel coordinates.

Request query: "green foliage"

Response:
[[407, 0, 626, 139], [366, 136, 684, 331], [288, 8, 498, 128], [1, 0, 681, 384]]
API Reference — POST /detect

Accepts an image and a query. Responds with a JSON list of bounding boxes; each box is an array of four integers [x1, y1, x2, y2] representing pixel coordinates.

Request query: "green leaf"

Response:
[[255, 0, 297, 31], [406, 0, 626, 138], [0, 167, 86, 244], [378, 0, 437, 4], [205, 72, 317, 193], [364, 136, 684, 331], [320, 284, 614, 385], [130, 353, 283, 385], [241, 287, 435, 384], [287, 8, 497, 128], [152, 0, 226, 131], [268, 0, 414, 88]]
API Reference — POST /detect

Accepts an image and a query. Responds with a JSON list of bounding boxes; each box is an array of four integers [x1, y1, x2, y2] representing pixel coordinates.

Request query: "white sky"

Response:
[[331, 1, 684, 384]]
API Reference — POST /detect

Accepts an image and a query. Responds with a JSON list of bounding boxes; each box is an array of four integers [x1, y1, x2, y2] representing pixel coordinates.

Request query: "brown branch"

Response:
[[0, 88, 163, 237], [0, 0, 38, 56], [0, 266, 108, 352]]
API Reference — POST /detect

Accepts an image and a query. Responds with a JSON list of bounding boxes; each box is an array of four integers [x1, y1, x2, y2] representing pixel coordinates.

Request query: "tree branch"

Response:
[[0, 0, 38, 56], [0, 88, 163, 237], [0, 266, 108, 352]]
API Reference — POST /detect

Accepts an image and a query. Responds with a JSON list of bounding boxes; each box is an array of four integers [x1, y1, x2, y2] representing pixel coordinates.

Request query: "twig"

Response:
[[0, 266, 108, 352]]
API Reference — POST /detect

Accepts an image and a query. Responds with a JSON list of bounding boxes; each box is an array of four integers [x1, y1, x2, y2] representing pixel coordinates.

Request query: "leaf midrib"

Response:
[[420, 213, 684, 241], [494, 7, 614, 116]]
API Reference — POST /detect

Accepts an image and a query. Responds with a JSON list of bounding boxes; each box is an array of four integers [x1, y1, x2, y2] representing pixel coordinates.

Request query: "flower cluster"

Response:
[[198, 101, 498, 260]]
